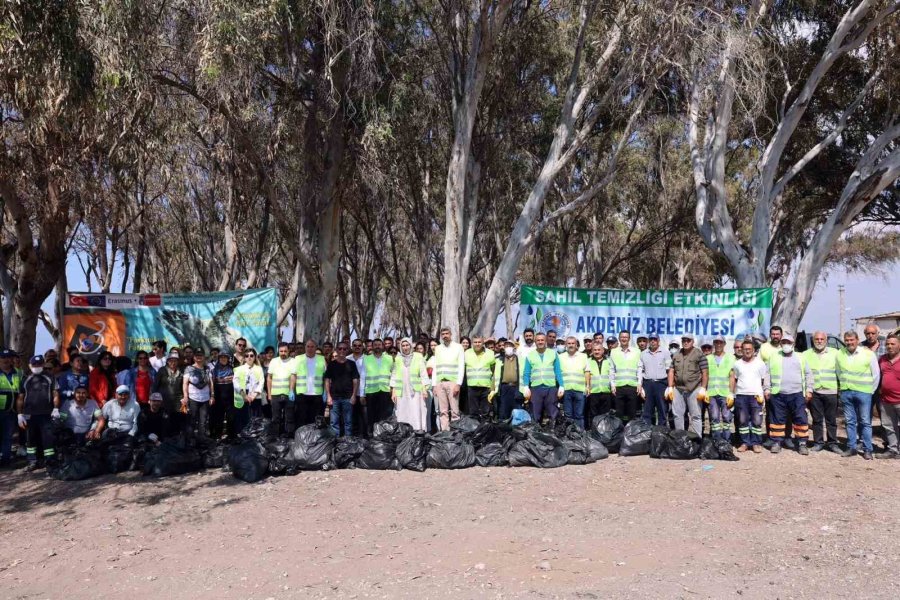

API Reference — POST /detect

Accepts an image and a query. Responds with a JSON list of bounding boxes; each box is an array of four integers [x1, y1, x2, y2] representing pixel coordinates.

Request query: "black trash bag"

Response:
[[226, 440, 269, 482], [131, 442, 151, 471], [290, 423, 336, 471], [202, 444, 228, 469], [356, 440, 402, 470], [590, 413, 624, 453], [700, 438, 739, 461], [508, 432, 570, 468], [51, 419, 77, 454], [104, 442, 135, 474], [143, 441, 204, 477], [543, 415, 584, 438], [49, 447, 106, 481], [563, 431, 609, 464], [650, 428, 702, 460], [449, 415, 481, 435], [333, 436, 366, 469], [397, 434, 429, 472], [511, 420, 540, 441], [239, 417, 274, 442], [425, 434, 476, 469], [475, 437, 515, 467], [469, 421, 514, 448], [372, 417, 415, 444], [619, 419, 653, 457]]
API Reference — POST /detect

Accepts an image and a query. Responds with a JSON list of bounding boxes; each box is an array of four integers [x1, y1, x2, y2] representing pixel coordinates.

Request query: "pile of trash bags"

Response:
[[48, 410, 738, 484]]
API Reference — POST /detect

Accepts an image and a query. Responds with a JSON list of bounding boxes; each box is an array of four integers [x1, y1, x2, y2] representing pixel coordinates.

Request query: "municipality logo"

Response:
[[541, 311, 571, 336]]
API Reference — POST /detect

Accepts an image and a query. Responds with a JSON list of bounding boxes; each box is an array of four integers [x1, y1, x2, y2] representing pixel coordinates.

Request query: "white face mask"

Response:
[[781, 344, 794, 354], [504, 347, 514, 356], [669, 349, 677, 356], [31, 367, 43, 374], [556, 346, 565, 354]]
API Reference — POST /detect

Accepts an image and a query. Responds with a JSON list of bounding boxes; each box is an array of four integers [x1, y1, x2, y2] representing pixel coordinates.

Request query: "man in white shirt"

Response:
[[729, 339, 770, 453], [517, 328, 536, 360], [431, 327, 465, 430], [149, 340, 167, 372], [348, 338, 368, 436]]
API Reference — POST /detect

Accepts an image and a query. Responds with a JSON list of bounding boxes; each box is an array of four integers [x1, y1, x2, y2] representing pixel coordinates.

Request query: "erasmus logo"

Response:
[[540, 311, 571, 336]]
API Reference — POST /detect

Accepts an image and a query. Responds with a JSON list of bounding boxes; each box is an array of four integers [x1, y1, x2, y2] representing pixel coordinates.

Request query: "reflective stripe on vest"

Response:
[[0, 370, 20, 411], [559, 352, 588, 392], [363, 354, 394, 394], [588, 358, 611, 393], [295, 355, 326, 395], [610, 348, 640, 387], [802, 348, 838, 391], [464, 349, 495, 388], [434, 344, 462, 382], [836, 348, 875, 392], [527, 351, 558, 387], [234, 365, 264, 408], [393, 353, 426, 393], [768, 353, 807, 395], [705, 353, 736, 397], [267, 357, 296, 396]]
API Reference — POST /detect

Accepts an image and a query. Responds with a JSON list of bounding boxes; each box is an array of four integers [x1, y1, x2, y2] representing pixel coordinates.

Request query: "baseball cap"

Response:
[[30, 355, 45, 366], [167, 351, 180, 361], [713, 335, 726, 343], [681, 333, 695, 341], [648, 334, 660, 340], [637, 335, 648, 341], [606, 336, 617, 344], [0, 349, 16, 359], [115, 384, 130, 395], [781, 332, 795, 342], [701, 341, 712, 349], [149, 392, 163, 402]]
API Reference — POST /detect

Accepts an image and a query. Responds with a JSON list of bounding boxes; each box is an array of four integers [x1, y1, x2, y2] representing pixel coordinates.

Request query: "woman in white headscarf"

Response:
[[390, 337, 429, 430]]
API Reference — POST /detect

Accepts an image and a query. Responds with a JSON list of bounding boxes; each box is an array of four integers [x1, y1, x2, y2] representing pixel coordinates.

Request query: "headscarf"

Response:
[[399, 337, 414, 367]]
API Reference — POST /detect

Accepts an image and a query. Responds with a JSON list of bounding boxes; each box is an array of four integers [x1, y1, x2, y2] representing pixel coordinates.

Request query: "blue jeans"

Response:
[[498, 383, 523, 420], [330, 398, 353, 437], [641, 379, 668, 426], [842, 390, 873, 452], [0, 411, 15, 462], [562, 390, 585, 424]]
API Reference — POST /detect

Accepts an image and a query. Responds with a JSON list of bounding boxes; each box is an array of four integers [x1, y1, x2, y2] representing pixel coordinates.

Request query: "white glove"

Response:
[[664, 386, 675, 401], [51, 408, 60, 419], [17, 414, 27, 428], [523, 386, 531, 399], [148, 433, 159, 443], [696, 387, 708, 401]]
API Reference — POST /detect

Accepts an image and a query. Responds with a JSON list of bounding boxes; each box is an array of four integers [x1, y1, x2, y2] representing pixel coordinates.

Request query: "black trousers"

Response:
[[614, 386, 640, 422], [295, 394, 322, 427], [467, 387, 490, 419], [270, 394, 295, 437], [810, 391, 838, 445], [587, 392, 614, 427], [26, 414, 55, 463], [210, 389, 232, 440], [366, 391, 393, 431], [189, 400, 210, 437]]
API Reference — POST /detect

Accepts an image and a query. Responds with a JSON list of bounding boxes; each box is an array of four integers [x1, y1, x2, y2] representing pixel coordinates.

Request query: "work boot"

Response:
[[24, 462, 39, 472], [863, 451, 873, 460], [770, 443, 782, 454], [840, 448, 856, 458], [737, 444, 748, 453], [752, 445, 762, 453], [810, 444, 825, 452], [826, 443, 842, 454], [798, 444, 809, 456], [783, 438, 796, 450]]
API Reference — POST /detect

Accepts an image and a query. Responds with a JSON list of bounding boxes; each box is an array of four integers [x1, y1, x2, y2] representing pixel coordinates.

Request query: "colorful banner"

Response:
[[63, 289, 278, 358], [518, 286, 772, 342]]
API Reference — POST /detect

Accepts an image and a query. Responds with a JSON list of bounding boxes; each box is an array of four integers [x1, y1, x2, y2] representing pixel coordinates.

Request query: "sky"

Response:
[[33, 259, 900, 354]]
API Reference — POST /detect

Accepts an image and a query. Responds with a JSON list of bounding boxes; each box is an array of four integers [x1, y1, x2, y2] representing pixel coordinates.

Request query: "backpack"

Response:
[[187, 366, 209, 389]]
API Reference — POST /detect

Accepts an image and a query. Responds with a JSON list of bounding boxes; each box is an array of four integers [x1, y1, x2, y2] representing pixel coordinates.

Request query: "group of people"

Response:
[[2, 321, 898, 471]]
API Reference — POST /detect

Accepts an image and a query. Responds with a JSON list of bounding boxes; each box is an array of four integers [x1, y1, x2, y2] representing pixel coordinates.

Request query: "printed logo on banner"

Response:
[[141, 294, 162, 306], [540, 311, 571, 337], [68, 295, 106, 308]]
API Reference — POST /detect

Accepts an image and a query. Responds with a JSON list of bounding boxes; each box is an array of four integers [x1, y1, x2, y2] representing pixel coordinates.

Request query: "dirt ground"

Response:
[[3, 445, 900, 600]]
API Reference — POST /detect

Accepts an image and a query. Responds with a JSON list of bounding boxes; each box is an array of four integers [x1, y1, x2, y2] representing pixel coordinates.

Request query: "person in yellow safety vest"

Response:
[[585, 344, 613, 428], [267, 342, 298, 437], [361, 338, 395, 432], [0, 349, 21, 466], [836, 330, 881, 460], [432, 327, 465, 431], [233, 350, 265, 430], [609, 330, 642, 422], [764, 332, 814, 455], [464, 337, 495, 420], [559, 336, 590, 425], [802, 331, 841, 453], [705, 335, 736, 441], [294, 339, 327, 427], [522, 333, 564, 423], [391, 338, 429, 430], [758, 325, 784, 363], [492, 339, 526, 420]]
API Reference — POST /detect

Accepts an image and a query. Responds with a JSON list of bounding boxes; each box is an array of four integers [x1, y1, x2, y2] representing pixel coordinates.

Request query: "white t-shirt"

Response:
[[732, 357, 770, 396], [184, 366, 212, 402], [149, 355, 166, 372]]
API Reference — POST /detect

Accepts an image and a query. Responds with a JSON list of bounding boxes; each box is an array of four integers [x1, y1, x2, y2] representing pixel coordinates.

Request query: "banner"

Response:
[[63, 289, 278, 359], [518, 286, 772, 342]]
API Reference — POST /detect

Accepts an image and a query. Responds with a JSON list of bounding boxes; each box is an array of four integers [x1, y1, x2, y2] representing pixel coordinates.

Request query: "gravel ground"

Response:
[[3, 446, 899, 600]]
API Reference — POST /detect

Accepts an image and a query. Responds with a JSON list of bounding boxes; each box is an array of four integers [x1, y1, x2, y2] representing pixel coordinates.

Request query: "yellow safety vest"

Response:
[[434, 343, 463, 383], [234, 364, 264, 408], [802, 348, 838, 392], [526, 351, 558, 387], [391, 352, 426, 393], [363, 354, 394, 394], [768, 352, 808, 395], [610, 348, 640, 387], [587, 358, 611, 393], [559, 352, 588, 392], [464, 349, 495, 388], [295, 355, 326, 395], [0, 369, 20, 411], [267, 357, 296, 396], [836, 348, 875, 393], [706, 353, 736, 397]]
